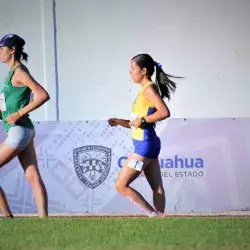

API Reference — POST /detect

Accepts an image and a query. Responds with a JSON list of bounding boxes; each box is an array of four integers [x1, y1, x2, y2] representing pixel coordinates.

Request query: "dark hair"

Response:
[[131, 53, 182, 100], [0, 34, 29, 62], [13, 46, 29, 62]]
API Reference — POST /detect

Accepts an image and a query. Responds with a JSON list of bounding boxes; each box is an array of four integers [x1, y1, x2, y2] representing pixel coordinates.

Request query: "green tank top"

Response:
[[0, 65, 34, 132]]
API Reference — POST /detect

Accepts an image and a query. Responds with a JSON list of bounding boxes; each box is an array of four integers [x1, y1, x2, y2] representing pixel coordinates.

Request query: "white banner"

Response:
[[0, 119, 250, 215]]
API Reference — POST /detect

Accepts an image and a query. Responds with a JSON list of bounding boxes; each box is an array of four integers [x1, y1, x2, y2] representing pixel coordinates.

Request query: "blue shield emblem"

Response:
[[73, 145, 112, 189]]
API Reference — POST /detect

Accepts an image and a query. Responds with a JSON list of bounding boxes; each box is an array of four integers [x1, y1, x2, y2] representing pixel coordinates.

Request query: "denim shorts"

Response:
[[4, 126, 35, 151]]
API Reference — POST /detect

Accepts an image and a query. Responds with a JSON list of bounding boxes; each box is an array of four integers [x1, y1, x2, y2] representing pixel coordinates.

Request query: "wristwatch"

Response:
[[141, 117, 147, 127]]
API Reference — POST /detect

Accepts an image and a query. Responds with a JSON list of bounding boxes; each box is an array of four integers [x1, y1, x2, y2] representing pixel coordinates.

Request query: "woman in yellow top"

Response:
[[108, 53, 180, 217]]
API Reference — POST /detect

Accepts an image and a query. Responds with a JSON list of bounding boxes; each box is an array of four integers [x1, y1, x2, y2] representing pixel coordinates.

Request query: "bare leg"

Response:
[[0, 186, 13, 218], [18, 139, 48, 218], [115, 153, 155, 214], [144, 158, 165, 213], [0, 142, 22, 218]]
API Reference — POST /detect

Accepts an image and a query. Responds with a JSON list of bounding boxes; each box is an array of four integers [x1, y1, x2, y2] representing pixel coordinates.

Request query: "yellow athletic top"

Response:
[[130, 82, 157, 141]]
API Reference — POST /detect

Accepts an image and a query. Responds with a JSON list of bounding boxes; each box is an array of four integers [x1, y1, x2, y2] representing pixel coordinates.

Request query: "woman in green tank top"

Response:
[[0, 34, 50, 218]]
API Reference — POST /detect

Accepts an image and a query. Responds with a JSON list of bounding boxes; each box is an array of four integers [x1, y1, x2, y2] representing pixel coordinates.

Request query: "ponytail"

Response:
[[155, 62, 182, 100], [21, 51, 28, 62], [132, 54, 183, 100], [14, 46, 29, 62]]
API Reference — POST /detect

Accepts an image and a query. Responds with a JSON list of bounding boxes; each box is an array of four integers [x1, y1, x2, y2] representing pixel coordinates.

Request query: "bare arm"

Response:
[[117, 119, 130, 128], [12, 66, 50, 117], [108, 118, 131, 129], [143, 85, 170, 123]]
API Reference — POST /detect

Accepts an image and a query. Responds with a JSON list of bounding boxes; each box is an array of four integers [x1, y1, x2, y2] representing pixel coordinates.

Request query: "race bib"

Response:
[[0, 93, 6, 111], [130, 112, 138, 130], [128, 159, 144, 171]]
